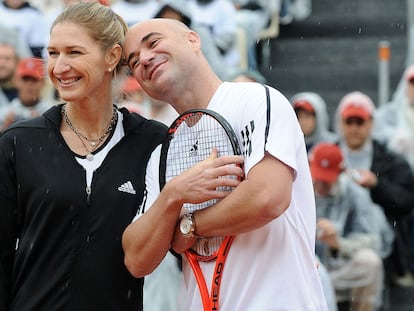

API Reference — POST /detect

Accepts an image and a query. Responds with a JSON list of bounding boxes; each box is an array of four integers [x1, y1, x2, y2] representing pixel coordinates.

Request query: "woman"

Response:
[[0, 2, 166, 310]]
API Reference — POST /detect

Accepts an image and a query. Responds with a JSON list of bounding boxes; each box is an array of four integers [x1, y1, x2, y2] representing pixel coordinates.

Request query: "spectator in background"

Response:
[[154, 0, 233, 80], [228, 67, 267, 84], [0, 0, 49, 58], [376, 64, 414, 173], [117, 75, 146, 115], [376, 64, 414, 276], [111, 0, 158, 27], [335, 91, 414, 288], [0, 57, 52, 130], [310, 142, 391, 311], [0, 24, 32, 59], [290, 92, 338, 153], [231, 0, 272, 69], [0, 42, 21, 107], [144, 96, 178, 126], [280, 0, 312, 25], [188, 0, 240, 68], [0, 22, 33, 107], [117, 74, 179, 126]]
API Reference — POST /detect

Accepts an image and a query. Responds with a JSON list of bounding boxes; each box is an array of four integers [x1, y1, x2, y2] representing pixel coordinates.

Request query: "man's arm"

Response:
[[172, 153, 294, 253], [122, 150, 244, 278]]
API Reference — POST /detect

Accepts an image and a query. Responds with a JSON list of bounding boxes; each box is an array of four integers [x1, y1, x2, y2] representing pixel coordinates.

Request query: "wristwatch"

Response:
[[180, 213, 196, 237]]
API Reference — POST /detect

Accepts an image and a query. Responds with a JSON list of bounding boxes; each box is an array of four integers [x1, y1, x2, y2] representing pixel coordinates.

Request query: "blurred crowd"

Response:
[[4, 1, 414, 311], [291, 71, 414, 310], [0, 0, 312, 129]]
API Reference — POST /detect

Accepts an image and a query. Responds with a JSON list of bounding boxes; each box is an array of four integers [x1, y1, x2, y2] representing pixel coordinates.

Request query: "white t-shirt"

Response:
[[137, 82, 328, 310]]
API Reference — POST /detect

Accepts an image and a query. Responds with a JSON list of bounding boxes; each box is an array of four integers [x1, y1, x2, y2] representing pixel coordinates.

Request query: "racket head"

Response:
[[159, 109, 242, 257], [159, 109, 241, 188]]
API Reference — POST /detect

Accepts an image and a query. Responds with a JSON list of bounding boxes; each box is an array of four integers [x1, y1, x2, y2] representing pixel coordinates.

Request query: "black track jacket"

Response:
[[0, 105, 167, 310]]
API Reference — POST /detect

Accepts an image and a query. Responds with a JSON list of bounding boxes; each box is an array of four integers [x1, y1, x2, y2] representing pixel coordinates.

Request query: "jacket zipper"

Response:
[[86, 185, 91, 205]]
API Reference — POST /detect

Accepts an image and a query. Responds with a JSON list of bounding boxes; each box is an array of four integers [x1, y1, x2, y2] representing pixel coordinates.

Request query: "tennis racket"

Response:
[[159, 109, 242, 311]]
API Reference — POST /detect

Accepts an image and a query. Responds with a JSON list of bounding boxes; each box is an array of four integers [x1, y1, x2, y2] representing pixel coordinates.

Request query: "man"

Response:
[[290, 91, 338, 153], [376, 64, 414, 172], [0, 57, 52, 130], [336, 91, 414, 287], [310, 142, 391, 310], [122, 18, 327, 310], [0, 24, 32, 108]]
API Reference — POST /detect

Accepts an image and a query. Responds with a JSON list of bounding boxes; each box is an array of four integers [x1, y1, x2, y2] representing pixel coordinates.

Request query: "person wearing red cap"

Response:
[[0, 57, 52, 130], [335, 91, 414, 288], [291, 92, 338, 153], [310, 142, 393, 311]]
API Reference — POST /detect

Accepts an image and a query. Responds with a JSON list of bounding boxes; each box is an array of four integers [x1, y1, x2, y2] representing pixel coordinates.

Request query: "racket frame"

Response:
[[159, 109, 242, 311]]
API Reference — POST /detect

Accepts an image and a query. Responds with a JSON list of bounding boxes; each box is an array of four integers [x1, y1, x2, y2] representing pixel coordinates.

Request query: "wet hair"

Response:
[[51, 2, 128, 75]]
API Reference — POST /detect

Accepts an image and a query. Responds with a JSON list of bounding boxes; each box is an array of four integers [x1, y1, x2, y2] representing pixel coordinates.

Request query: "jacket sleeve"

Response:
[[0, 133, 18, 309], [371, 143, 414, 217]]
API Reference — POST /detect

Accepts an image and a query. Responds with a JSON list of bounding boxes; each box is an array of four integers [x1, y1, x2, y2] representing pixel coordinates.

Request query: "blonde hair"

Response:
[[51, 2, 128, 75]]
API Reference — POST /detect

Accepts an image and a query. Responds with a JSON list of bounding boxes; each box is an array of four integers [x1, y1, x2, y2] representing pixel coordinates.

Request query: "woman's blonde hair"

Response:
[[51, 2, 128, 75]]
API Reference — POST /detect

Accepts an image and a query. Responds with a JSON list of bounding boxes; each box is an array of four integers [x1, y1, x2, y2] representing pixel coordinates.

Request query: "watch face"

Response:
[[180, 216, 193, 235]]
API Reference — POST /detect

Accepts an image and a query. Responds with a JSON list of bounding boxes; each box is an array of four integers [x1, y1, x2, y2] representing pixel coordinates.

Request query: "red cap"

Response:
[[121, 76, 142, 94], [16, 57, 44, 80], [338, 91, 375, 120], [293, 99, 315, 113], [309, 143, 343, 183]]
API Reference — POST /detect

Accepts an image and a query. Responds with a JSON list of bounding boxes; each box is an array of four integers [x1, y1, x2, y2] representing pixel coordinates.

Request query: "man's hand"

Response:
[[316, 218, 339, 250], [351, 169, 378, 188], [164, 148, 244, 206]]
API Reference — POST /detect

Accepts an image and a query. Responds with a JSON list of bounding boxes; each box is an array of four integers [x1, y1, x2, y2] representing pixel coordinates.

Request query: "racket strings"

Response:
[[165, 113, 236, 257]]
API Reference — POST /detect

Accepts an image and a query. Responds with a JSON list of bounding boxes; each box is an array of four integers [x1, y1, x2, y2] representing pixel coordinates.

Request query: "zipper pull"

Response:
[[86, 186, 91, 205]]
